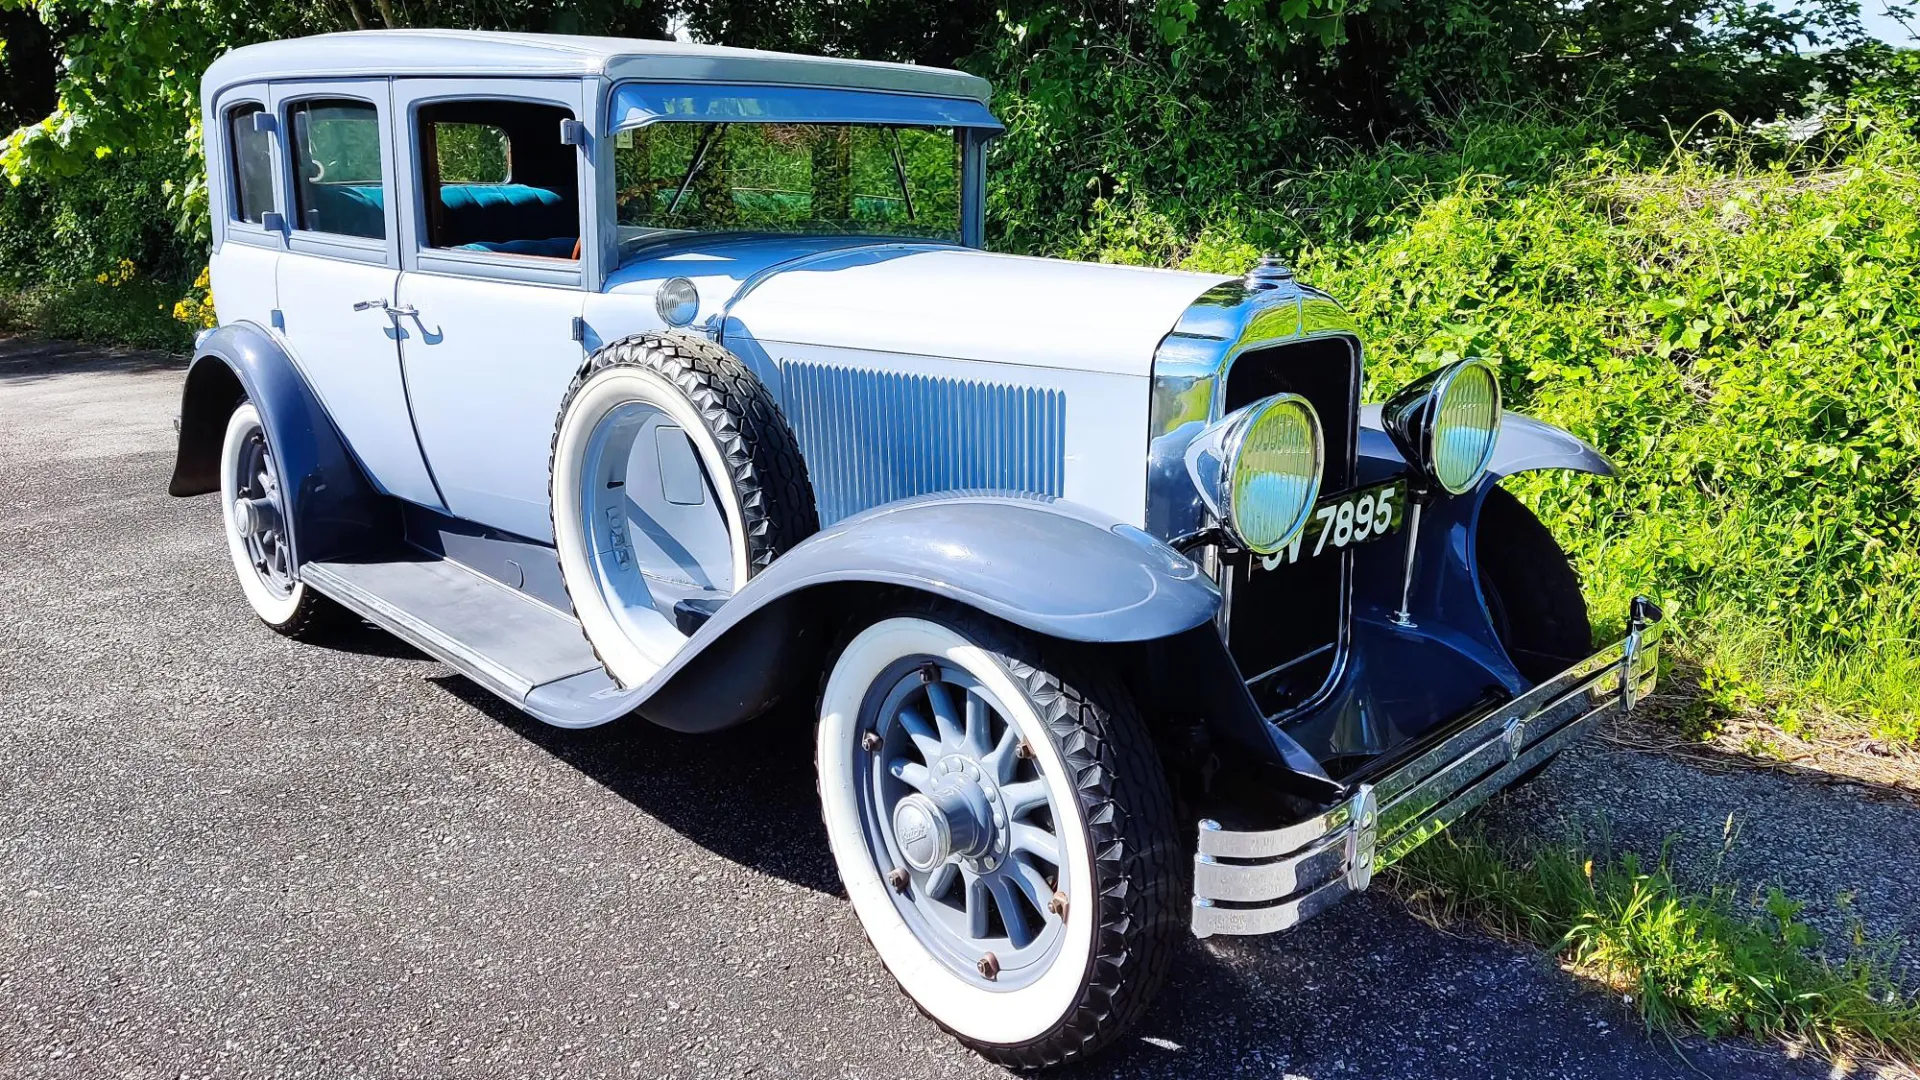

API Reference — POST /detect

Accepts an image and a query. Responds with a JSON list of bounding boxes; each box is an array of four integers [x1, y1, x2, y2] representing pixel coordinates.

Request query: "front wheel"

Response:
[[816, 605, 1183, 1067]]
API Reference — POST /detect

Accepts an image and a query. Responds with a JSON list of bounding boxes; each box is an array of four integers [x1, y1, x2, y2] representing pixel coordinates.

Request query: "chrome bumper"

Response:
[[1191, 596, 1663, 938]]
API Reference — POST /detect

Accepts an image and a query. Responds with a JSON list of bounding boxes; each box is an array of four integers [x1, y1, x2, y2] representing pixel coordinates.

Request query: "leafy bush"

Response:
[[1027, 109, 1920, 741]]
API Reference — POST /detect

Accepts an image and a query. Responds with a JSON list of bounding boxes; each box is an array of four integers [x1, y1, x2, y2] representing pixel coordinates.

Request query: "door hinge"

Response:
[[570, 316, 586, 343], [559, 119, 588, 147]]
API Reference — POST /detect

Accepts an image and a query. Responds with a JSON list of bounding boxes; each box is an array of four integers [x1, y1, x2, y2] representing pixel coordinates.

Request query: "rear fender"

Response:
[[168, 321, 389, 566]]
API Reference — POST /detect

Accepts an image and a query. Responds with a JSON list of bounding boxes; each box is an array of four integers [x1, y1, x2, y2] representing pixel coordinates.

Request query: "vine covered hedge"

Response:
[[1058, 112, 1920, 740]]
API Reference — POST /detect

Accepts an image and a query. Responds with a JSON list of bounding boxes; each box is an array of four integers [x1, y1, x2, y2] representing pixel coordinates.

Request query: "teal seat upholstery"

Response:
[[454, 236, 577, 257], [299, 182, 576, 249], [437, 183, 573, 246], [304, 182, 386, 238]]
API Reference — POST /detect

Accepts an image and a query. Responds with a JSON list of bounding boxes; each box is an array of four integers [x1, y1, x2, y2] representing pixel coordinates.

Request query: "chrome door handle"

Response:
[[351, 299, 420, 319]]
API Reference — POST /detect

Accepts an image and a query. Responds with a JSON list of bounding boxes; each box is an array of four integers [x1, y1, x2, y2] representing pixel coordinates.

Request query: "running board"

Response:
[[302, 553, 607, 708]]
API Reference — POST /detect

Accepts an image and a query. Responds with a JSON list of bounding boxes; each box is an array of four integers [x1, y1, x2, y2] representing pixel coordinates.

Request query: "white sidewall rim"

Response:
[[220, 403, 304, 625], [552, 366, 751, 686], [819, 616, 1098, 1046]]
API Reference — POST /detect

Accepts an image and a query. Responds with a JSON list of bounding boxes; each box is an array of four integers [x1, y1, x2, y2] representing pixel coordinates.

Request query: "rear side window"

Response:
[[289, 99, 386, 239], [226, 104, 276, 224]]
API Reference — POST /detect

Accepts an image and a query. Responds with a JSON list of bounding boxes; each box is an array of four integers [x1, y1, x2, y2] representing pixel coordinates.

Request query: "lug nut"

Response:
[[1048, 890, 1069, 921], [1016, 739, 1036, 760], [861, 731, 882, 752], [887, 868, 910, 893], [977, 952, 1000, 981]]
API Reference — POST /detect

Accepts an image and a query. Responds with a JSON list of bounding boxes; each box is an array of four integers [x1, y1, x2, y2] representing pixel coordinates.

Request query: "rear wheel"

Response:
[[219, 402, 333, 637], [817, 603, 1182, 1067]]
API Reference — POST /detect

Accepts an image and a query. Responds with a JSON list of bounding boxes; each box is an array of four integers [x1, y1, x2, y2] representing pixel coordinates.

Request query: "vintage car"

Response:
[[173, 29, 1662, 1066]]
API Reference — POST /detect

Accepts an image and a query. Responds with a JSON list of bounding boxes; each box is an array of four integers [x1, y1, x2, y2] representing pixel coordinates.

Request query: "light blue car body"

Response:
[[174, 30, 1614, 800]]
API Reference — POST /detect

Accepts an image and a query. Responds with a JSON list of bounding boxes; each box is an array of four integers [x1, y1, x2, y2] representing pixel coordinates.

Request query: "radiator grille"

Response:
[[1219, 337, 1361, 720], [779, 360, 1068, 526]]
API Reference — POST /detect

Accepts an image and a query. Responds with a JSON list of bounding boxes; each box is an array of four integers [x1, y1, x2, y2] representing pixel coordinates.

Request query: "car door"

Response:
[[271, 80, 444, 510], [391, 78, 592, 543]]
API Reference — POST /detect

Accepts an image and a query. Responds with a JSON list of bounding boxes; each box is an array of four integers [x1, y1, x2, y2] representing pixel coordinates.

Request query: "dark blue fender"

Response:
[[541, 492, 1342, 800], [1278, 408, 1614, 764], [167, 322, 390, 565]]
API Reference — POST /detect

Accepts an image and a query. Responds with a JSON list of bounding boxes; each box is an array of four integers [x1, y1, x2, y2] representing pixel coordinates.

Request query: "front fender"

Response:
[[623, 494, 1220, 729], [168, 321, 388, 566], [604, 492, 1339, 798], [744, 493, 1222, 644], [1357, 404, 1613, 483]]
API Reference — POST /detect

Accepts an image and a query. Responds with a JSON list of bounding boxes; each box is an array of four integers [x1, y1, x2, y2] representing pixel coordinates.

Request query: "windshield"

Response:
[[612, 122, 962, 255]]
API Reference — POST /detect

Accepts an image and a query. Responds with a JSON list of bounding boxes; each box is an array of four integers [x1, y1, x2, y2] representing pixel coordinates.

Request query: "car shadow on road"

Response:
[[434, 676, 844, 894]]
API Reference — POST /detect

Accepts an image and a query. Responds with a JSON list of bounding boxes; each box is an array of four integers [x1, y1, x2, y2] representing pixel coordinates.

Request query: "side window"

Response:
[[417, 100, 580, 259], [226, 103, 277, 225], [288, 99, 386, 240]]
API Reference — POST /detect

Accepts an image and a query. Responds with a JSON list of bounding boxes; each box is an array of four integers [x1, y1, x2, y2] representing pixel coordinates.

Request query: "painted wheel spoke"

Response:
[[1010, 857, 1056, 922], [923, 860, 958, 901], [963, 868, 989, 939], [894, 706, 943, 762], [889, 758, 933, 795], [987, 875, 1036, 948], [1011, 822, 1061, 867], [962, 691, 994, 757], [924, 680, 963, 747], [1002, 779, 1049, 818], [982, 723, 1019, 783]]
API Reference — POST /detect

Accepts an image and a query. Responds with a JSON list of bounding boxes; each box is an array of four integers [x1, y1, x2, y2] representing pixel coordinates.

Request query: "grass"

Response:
[[1386, 828, 1920, 1070]]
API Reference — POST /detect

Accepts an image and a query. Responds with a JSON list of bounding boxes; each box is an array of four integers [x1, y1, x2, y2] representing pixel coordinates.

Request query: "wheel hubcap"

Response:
[[230, 428, 293, 599], [855, 659, 1071, 990]]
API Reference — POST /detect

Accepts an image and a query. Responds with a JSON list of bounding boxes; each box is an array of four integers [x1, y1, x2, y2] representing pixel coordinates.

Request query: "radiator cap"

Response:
[[1245, 254, 1296, 289]]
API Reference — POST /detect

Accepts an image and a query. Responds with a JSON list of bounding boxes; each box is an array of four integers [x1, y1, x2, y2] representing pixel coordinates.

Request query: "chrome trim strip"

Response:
[[1190, 598, 1662, 938]]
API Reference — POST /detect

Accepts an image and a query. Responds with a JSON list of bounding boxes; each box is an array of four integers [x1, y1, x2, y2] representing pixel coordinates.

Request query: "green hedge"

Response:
[[1044, 112, 1920, 741]]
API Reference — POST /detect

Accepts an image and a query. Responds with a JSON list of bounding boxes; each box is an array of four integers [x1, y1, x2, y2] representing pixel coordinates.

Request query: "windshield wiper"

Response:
[[666, 123, 725, 220], [885, 127, 917, 222]]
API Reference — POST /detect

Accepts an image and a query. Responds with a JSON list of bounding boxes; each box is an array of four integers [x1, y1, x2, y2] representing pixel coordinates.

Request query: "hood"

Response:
[[724, 246, 1230, 378], [605, 238, 1230, 378]]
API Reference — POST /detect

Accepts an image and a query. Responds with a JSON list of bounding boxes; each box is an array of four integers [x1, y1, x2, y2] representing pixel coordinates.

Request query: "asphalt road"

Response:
[[2, 339, 1910, 1079]]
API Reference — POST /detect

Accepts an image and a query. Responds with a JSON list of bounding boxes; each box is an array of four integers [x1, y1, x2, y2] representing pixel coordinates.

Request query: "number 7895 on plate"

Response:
[[1258, 478, 1408, 571]]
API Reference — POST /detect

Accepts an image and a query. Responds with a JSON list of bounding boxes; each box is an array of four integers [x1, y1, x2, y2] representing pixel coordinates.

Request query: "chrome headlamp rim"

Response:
[[1185, 392, 1327, 555], [656, 276, 700, 327], [1382, 358, 1503, 496]]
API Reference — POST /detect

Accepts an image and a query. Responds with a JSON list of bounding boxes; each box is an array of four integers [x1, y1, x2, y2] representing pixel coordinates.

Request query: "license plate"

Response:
[[1258, 478, 1408, 570]]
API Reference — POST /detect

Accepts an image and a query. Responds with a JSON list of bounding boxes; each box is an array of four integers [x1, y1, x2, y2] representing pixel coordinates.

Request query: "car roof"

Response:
[[201, 29, 992, 107]]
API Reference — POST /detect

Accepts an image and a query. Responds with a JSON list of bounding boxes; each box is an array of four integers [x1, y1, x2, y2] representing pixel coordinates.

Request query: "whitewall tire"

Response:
[[817, 603, 1183, 1067], [549, 333, 815, 687], [218, 402, 331, 636]]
